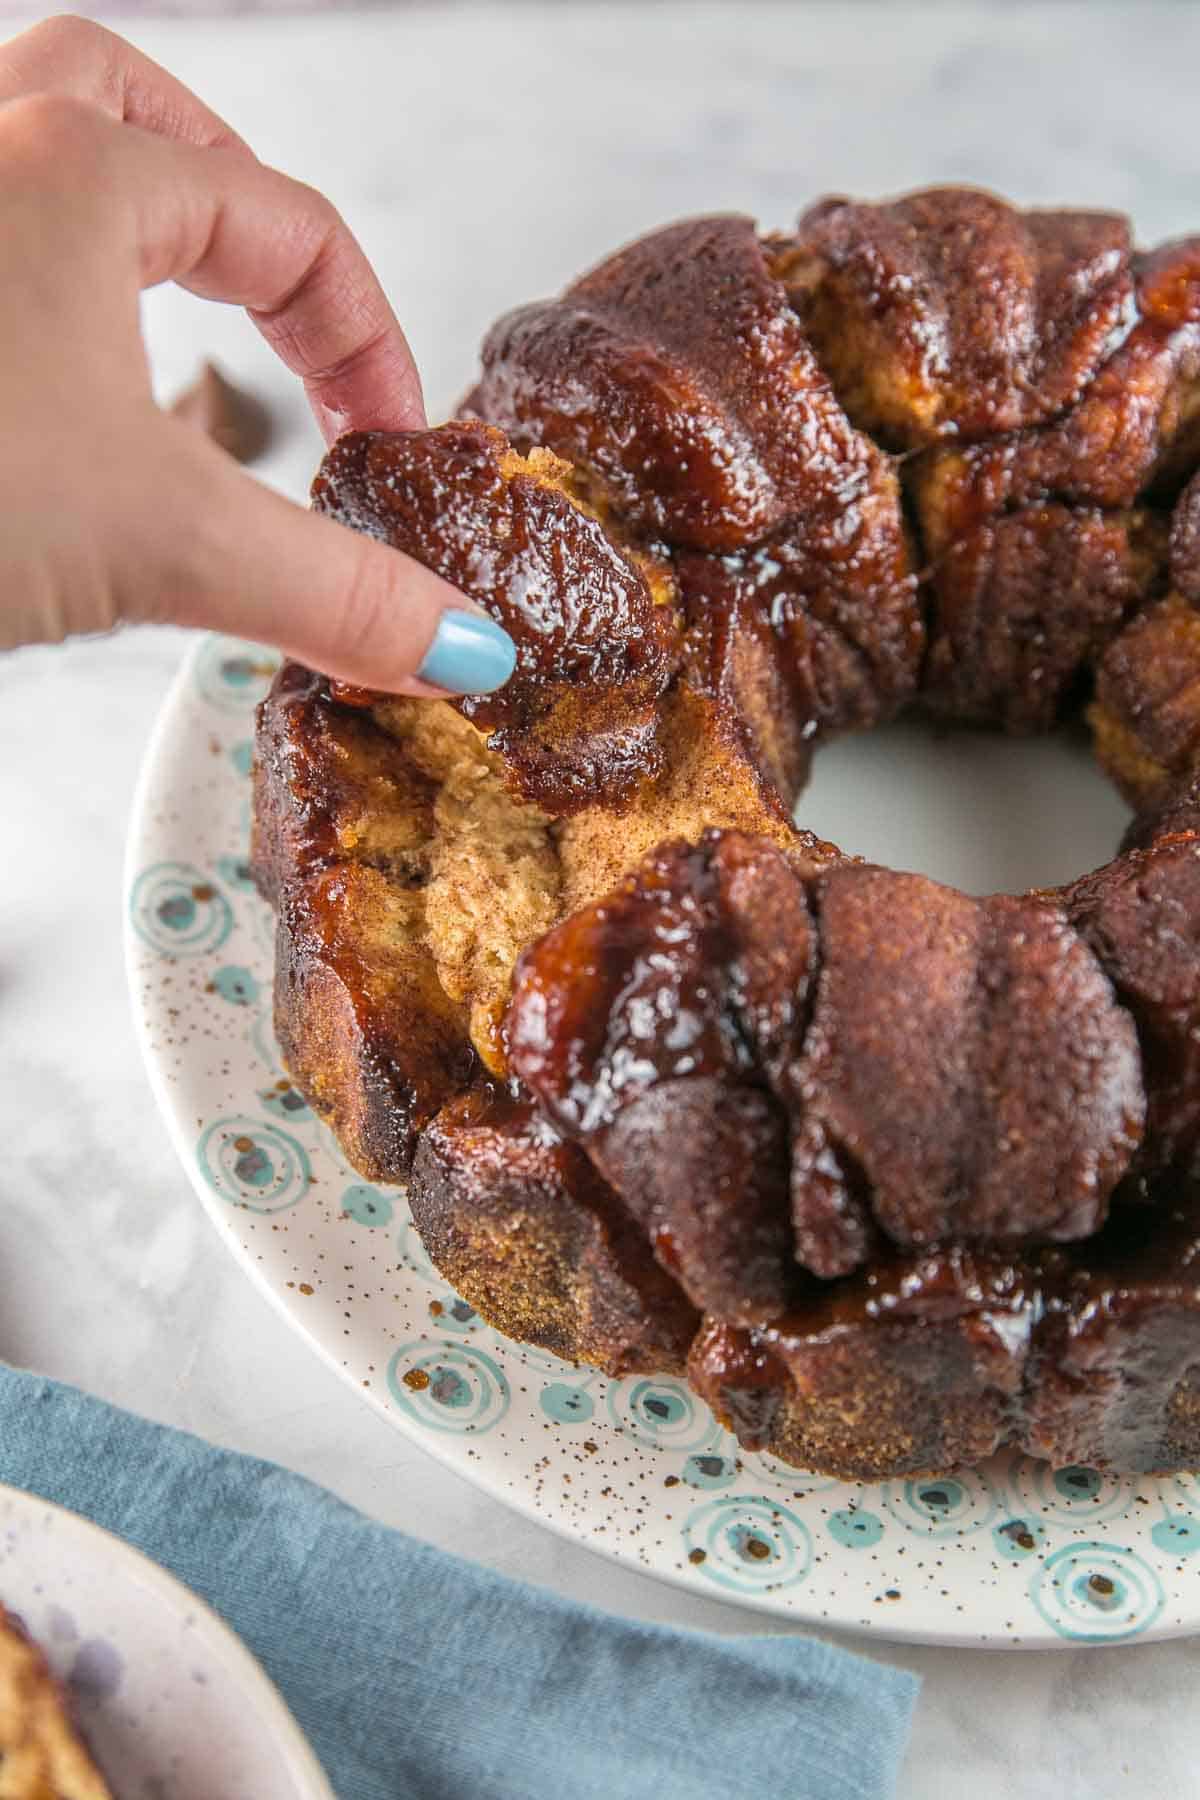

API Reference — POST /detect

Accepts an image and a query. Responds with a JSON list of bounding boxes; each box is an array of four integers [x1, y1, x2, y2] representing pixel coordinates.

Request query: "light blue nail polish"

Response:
[[417, 609, 517, 695]]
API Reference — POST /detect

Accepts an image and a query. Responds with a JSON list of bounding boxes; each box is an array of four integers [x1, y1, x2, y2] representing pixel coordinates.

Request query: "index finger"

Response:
[[0, 17, 425, 438], [0, 16, 248, 151]]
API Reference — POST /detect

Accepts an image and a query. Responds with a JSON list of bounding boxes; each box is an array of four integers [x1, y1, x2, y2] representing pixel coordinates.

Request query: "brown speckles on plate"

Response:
[[123, 628, 1200, 1649]]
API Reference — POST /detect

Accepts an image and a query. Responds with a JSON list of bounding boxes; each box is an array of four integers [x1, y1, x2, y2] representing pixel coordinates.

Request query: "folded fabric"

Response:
[[0, 1364, 918, 1799]]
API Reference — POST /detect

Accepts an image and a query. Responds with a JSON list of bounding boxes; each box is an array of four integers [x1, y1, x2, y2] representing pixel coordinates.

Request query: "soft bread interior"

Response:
[[369, 700, 561, 1071], [364, 678, 806, 1076]]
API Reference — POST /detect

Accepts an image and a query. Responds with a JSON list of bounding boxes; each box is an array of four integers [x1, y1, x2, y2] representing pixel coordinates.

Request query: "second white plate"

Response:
[[0, 1482, 333, 1800]]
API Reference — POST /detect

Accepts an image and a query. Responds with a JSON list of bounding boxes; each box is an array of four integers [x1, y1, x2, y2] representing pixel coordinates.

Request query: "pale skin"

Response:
[[0, 15, 487, 695]]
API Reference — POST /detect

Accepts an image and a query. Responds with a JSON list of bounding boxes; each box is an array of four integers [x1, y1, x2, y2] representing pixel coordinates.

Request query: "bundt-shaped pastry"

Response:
[[254, 186, 1200, 1478]]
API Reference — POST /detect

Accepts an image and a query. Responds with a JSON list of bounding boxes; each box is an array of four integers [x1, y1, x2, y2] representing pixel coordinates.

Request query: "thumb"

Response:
[[125, 420, 517, 697]]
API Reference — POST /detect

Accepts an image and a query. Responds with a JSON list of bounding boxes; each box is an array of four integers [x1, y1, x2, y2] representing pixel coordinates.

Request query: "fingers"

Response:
[[0, 21, 422, 438], [247, 226, 426, 442], [0, 16, 247, 151], [122, 418, 515, 697]]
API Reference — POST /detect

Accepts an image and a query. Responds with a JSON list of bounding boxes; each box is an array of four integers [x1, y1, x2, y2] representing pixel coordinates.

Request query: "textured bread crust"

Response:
[[255, 186, 1200, 1479], [254, 651, 822, 1175], [0, 1606, 113, 1800], [410, 1090, 698, 1375], [689, 1195, 1200, 1480]]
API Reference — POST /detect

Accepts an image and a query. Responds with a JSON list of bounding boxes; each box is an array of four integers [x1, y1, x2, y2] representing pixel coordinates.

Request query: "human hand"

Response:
[[0, 16, 516, 696]]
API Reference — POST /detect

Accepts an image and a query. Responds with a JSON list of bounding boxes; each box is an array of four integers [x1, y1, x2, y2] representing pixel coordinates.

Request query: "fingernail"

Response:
[[417, 608, 517, 694]]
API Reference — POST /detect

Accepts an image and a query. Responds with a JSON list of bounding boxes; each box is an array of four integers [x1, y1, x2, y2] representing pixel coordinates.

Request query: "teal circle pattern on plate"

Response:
[[1150, 1514, 1200, 1555], [194, 636, 280, 712], [432, 1295, 480, 1335], [130, 862, 233, 957], [606, 1375, 723, 1453], [541, 1383, 595, 1425], [683, 1496, 812, 1595], [681, 1452, 737, 1491], [1029, 1542, 1165, 1642], [882, 1469, 999, 1538], [340, 1184, 394, 1228], [386, 1342, 510, 1434], [828, 1507, 885, 1550], [210, 964, 260, 1007], [1012, 1459, 1139, 1526], [196, 1115, 311, 1215], [259, 1080, 311, 1123], [992, 1517, 1050, 1562], [230, 740, 255, 777]]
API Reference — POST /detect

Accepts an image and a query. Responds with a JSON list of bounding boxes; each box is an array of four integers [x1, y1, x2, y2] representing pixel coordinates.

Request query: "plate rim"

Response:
[[122, 635, 1200, 1653], [0, 1477, 336, 1799]]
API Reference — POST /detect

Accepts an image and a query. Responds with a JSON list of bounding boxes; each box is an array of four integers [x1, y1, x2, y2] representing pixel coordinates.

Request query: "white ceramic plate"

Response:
[[0, 1481, 333, 1800], [125, 635, 1200, 1648]]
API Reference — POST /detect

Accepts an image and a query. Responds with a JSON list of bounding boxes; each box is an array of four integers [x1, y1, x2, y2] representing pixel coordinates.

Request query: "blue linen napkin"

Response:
[[0, 1365, 918, 1799]]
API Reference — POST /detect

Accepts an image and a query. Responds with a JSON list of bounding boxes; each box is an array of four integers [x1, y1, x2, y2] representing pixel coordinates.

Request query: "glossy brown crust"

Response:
[[781, 189, 1135, 447], [405, 1085, 1197, 1481], [468, 215, 922, 758], [508, 836, 792, 1137], [593, 1079, 794, 1324], [919, 504, 1167, 732], [256, 186, 1200, 1480], [677, 591, 817, 803], [788, 869, 1144, 1273], [273, 867, 473, 1181], [688, 1253, 1037, 1481], [1069, 833, 1200, 1174], [409, 1087, 698, 1375], [1172, 468, 1200, 600], [253, 663, 473, 1176], [312, 423, 679, 814], [906, 237, 1200, 729], [908, 239, 1200, 534], [507, 836, 814, 1322], [471, 215, 873, 553], [690, 1193, 1200, 1479], [252, 661, 436, 905], [512, 842, 1145, 1285], [1089, 594, 1200, 807], [1021, 1197, 1200, 1471], [675, 454, 922, 747], [252, 645, 827, 1174]]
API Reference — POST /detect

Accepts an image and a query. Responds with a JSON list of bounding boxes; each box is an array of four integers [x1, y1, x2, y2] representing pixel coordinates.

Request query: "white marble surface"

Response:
[[3, 5, 1200, 1795]]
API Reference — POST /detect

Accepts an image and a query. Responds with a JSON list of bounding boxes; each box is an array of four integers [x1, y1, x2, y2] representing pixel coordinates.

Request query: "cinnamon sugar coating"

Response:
[[255, 185, 1200, 1478]]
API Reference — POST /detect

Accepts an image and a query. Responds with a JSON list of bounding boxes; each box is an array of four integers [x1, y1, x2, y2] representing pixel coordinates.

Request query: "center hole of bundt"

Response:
[[798, 717, 1130, 893]]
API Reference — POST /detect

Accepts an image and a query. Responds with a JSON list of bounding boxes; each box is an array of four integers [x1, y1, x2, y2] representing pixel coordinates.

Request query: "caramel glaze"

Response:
[[690, 1188, 1200, 1478], [508, 834, 817, 1322], [780, 189, 1138, 447], [904, 235, 1200, 730], [252, 659, 478, 1174], [509, 832, 1146, 1288], [467, 213, 924, 789], [253, 186, 1200, 1479], [312, 423, 679, 815]]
